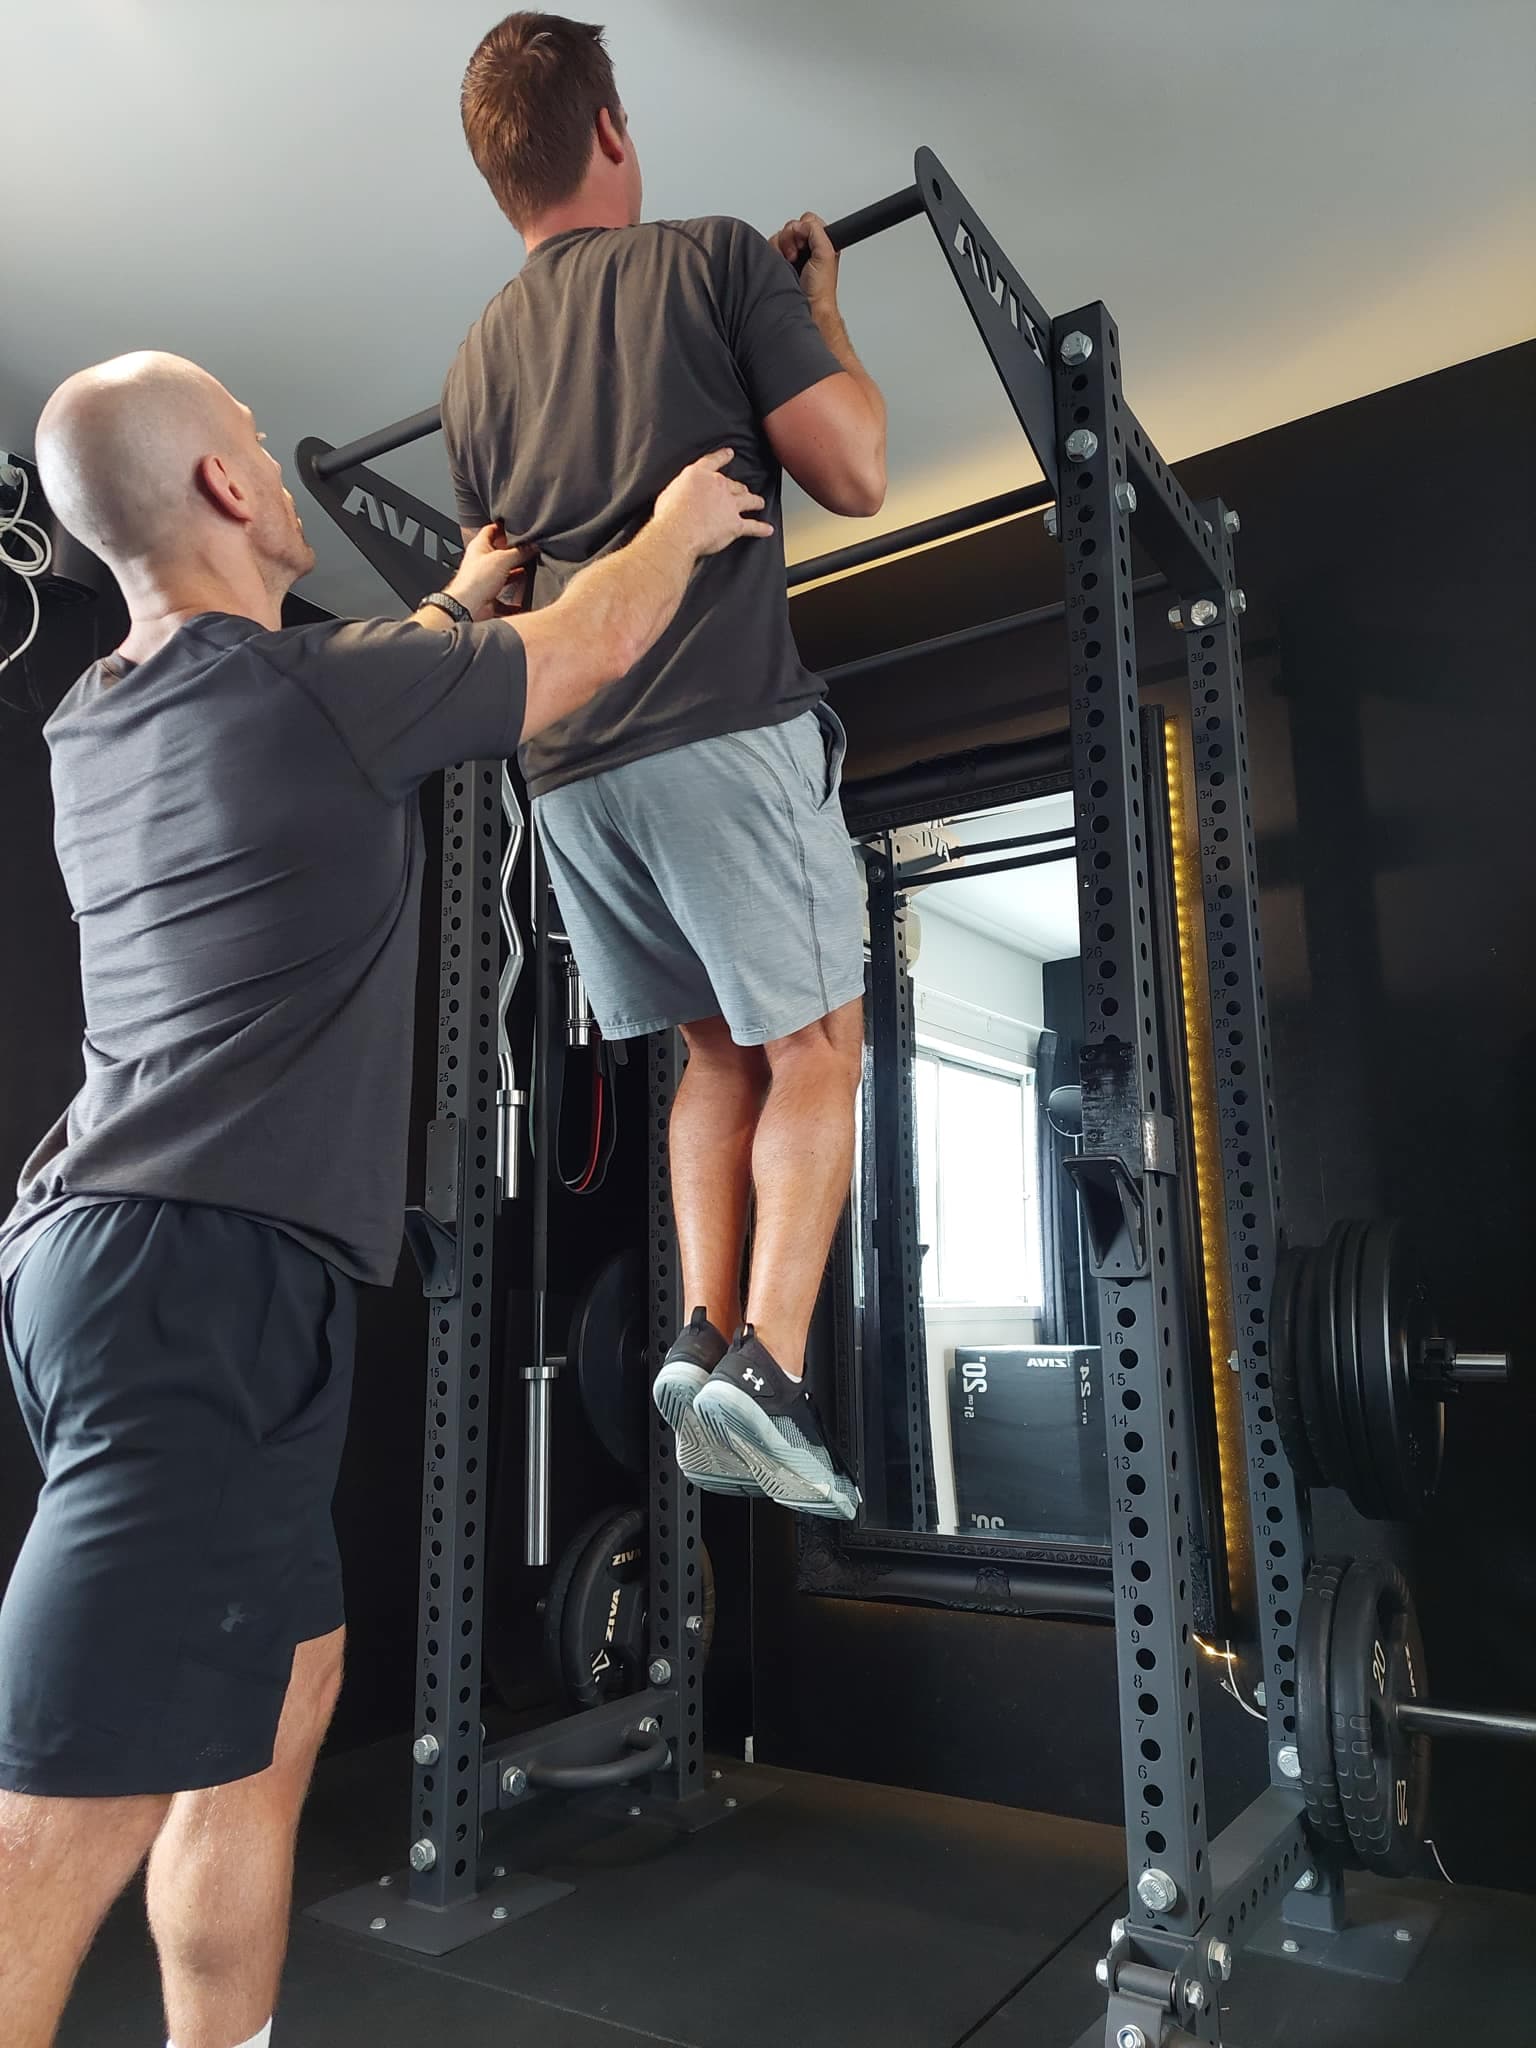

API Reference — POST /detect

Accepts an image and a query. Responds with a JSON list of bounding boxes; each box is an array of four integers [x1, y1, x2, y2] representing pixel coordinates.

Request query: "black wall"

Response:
[[762, 340, 1536, 1888]]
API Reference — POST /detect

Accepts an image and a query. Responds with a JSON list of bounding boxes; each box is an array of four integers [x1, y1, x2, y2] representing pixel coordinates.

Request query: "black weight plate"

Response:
[[1358, 1220, 1444, 1519], [1297, 1556, 1356, 1860], [570, 1249, 650, 1475], [1270, 1245, 1325, 1488], [557, 1505, 647, 1709], [1334, 1221, 1391, 1519], [1303, 1227, 1353, 1492], [1291, 1238, 1333, 1485], [546, 1507, 719, 1713], [1329, 1559, 1431, 1877]]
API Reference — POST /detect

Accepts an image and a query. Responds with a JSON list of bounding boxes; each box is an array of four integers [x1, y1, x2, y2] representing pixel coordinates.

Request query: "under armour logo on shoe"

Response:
[[743, 1368, 766, 1393], [221, 1603, 250, 1634]]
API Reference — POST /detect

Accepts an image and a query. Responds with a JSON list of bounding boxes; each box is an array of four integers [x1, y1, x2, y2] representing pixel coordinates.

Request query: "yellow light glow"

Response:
[[1163, 721, 1253, 1610]]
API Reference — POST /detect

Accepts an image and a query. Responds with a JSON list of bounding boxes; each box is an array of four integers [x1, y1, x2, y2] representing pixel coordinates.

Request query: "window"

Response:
[[914, 1046, 1042, 1305]]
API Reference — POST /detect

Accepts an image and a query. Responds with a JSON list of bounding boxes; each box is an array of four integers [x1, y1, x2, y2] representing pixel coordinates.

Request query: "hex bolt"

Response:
[[1281, 1938, 1300, 1956], [369, 1916, 389, 1933], [1110, 1917, 1128, 1944], [1116, 2028, 1147, 2048], [1095, 1958, 1111, 1988], [493, 1865, 506, 1880], [1254, 1682, 1267, 1709], [710, 1768, 723, 1782], [1113, 483, 1138, 514], [685, 1614, 704, 1635], [1277, 1745, 1302, 1781], [1190, 597, 1220, 628], [1294, 1868, 1318, 1893], [637, 1715, 662, 1736], [491, 1906, 509, 1922], [1207, 1939, 1233, 1982], [1229, 587, 1248, 614], [1060, 330, 1094, 366], [1136, 1868, 1179, 1914], [1185, 1982, 1208, 2013], [1044, 506, 1060, 540], [408, 1839, 436, 1874], [1065, 428, 1099, 463], [648, 1657, 673, 1686], [1395, 1928, 1413, 1944], [724, 1796, 739, 1810], [377, 1875, 394, 1889], [627, 1805, 643, 1818], [1167, 605, 1184, 628], [501, 1767, 528, 1799], [412, 1734, 440, 1767], [1223, 509, 1241, 533]]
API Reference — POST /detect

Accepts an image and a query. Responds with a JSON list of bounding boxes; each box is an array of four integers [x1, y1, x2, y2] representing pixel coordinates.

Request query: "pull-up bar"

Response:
[[310, 183, 924, 482]]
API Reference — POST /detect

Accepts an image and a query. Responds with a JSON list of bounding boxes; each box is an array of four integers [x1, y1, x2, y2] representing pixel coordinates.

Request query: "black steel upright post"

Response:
[[645, 1031, 707, 1800], [863, 850, 930, 1533], [1054, 303, 1220, 2041], [408, 759, 502, 1907], [1181, 512, 1311, 1785]]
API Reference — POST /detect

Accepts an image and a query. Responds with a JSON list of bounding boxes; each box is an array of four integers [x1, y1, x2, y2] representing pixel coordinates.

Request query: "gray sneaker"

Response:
[[693, 1328, 860, 1521], [652, 1309, 759, 1496]]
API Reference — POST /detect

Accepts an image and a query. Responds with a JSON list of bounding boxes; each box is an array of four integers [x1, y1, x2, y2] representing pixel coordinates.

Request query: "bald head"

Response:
[[35, 351, 312, 595]]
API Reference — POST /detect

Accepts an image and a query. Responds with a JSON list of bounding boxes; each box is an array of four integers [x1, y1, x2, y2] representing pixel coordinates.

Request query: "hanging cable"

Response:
[[0, 465, 52, 677]]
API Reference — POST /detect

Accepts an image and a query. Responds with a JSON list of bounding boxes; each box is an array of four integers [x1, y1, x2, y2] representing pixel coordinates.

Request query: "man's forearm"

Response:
[[549, 519, 697, 679], [514, 518, 699, 741]]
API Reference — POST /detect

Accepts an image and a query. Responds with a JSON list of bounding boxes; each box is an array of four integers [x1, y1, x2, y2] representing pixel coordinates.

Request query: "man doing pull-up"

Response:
[[444, 12, 889, 1518]]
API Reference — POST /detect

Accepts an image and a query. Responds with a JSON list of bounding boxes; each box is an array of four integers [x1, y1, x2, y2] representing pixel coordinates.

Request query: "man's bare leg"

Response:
[[672, 1015, 769, 1336], [0, 1785, 170, 2048], [148, 1628, 344, 2048], [745, 997, 864, 1375]]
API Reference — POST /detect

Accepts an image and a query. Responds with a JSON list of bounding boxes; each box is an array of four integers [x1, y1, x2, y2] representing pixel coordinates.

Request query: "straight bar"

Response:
[[313, 403, 445, 480], [316, 186, 920, 483], [823, 181, 923, 249], [929, 825, 1075, 861], [821, 575, 1167, 684], [1397, 1702, 1536, 1744], [896, 844, 1075, 892], [789, 484, 1052, 589]]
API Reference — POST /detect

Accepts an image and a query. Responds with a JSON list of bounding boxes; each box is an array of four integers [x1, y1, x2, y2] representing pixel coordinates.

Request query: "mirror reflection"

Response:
[[851, 791, 1108, 1548]]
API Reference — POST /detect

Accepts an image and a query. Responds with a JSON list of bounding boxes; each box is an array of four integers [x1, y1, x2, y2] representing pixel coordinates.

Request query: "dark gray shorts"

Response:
[[0, 1199, 355, 1797], [535, 705, 866, 1046]]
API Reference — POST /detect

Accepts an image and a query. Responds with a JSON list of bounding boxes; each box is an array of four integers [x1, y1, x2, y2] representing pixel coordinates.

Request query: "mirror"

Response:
[[849, 790, 1109, 1550]]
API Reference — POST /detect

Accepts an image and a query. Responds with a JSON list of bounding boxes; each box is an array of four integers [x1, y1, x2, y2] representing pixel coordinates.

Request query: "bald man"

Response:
[[0, 351, 771, 2048]]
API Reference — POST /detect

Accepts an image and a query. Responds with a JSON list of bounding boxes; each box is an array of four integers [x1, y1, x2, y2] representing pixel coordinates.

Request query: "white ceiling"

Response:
[[920, 794, 1080, 960], [3, 1, 1533, 619]]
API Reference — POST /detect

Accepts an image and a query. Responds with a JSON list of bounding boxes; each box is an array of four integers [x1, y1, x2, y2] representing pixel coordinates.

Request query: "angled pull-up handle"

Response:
[[300, 151, 1058, 602], [310, 182, 927, 482]]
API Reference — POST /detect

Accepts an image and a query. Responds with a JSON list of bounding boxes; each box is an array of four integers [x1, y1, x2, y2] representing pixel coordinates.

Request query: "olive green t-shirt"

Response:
[[441, 215, 842, 799]]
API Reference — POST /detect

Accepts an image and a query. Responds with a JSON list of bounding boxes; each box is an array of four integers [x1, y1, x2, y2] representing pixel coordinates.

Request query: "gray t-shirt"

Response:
[[1, 611, 526, 1287], [441, 215, 841, 799]]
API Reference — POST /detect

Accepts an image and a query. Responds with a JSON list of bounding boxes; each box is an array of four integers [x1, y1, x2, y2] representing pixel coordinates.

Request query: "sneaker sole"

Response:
[[652, 1366, 759, 1497], [694, 1381, 861, 1521]]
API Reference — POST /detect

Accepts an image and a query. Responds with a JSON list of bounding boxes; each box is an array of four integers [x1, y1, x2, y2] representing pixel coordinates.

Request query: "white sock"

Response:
[[168, 2025, 271, 2048]]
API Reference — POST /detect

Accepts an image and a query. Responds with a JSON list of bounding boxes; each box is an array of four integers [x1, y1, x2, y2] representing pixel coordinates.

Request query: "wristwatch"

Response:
[[418, 590, 473, 627]]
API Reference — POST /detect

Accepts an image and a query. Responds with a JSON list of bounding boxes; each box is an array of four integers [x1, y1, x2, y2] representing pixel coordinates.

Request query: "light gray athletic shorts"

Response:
[[534, 704, 865, 1047]]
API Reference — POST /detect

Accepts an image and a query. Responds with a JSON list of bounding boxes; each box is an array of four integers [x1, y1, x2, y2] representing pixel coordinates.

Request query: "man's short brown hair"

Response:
[[461, 13, 620, 230]]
